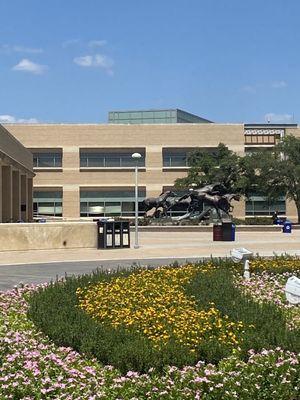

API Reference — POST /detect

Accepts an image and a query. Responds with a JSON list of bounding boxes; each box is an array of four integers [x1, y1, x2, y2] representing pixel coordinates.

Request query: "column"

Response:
[[27, 177, 33, 221], [63, 185, 80, 219], [21, 174, 28, 221], [12, 170, 21, 221], [2, 165, 12, 222]]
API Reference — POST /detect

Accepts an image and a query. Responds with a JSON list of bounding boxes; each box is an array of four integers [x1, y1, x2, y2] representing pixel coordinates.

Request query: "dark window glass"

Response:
[[79, 189, 146, 217], [33, 191, 63, 217], [163, 153, 188, 167], [80, 152, 145, 168], [245, 199, 286, 216], [33, 153, 62, 168]]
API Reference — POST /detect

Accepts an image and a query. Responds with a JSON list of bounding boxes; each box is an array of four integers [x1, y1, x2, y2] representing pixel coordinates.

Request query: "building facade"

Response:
[[4, 119, 300, 221], [0, 125, 34, 222]]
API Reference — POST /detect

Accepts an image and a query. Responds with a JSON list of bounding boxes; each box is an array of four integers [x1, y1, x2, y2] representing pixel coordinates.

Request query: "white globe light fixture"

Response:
[[132, 152, 142, 249]]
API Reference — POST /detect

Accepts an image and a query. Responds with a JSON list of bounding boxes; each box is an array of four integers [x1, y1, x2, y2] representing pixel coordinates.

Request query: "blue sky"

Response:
[[0, 0, 299, 124]]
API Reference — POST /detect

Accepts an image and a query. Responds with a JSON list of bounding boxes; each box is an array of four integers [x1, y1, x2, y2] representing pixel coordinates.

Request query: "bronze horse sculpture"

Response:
[[141, 190, 177, 218], [142, 184, 240, 222], [174, 187, 240, 221]]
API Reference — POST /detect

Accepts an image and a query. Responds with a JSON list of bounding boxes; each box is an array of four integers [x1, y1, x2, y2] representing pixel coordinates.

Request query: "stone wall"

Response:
[[0, 222, 97, 251]]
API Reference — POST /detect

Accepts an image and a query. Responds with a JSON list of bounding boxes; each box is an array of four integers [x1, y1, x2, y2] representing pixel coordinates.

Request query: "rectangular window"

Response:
[[33, 151, 62, 168], [33, 190, 63, 217], [80, 149, 145, 168], [244, 133, 279, 146], [245, 195, 286, 216], [162, 148, 218, 168], [162, 149, 190, 167], [80, 188, 146, 217]]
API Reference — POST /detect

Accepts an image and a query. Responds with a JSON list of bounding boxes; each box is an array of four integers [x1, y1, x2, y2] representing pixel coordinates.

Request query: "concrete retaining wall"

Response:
[[0, 222, 97, 251], [0, 222, 297, 252]]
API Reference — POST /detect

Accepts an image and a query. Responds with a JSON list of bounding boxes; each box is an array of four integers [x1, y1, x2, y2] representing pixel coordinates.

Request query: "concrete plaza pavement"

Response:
[[0, 229, 300, 290]]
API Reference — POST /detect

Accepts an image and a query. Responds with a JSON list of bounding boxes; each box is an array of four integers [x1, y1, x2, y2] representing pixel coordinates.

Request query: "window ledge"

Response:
[[33, 167, 63, 172], [162, 166, 190, 171], [244, 144, 275, 147], [80, 167, 146, 171]]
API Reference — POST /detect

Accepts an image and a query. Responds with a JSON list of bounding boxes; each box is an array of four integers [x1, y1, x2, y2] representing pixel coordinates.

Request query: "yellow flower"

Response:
[[77, 265, 245, 352]]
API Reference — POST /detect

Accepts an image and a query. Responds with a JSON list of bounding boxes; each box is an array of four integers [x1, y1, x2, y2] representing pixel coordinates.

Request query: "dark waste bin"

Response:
[[213, 222, 235, 241], [222, 222, 235, 241], [213, 224, 223, 241], [97, 220, 130, 249], [282, 221, 292, 234]]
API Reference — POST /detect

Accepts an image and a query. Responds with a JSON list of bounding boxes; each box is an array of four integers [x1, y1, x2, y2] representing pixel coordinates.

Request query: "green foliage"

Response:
[[245, 135, 300, 222], [28, 260, 300, 374], [232, 217, 274, 225], [186, 267, 300, 359], [174, 135, 300, 222], [175, 143, 254, 196], [28, 268, 198, 374]]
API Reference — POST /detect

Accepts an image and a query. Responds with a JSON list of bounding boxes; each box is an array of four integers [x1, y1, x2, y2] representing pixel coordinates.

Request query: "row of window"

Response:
[[245, 199, 286, 216], [80, 153, 145, 168], [33, 189, 287, 218], [244, 134, 280, 145], [32, 149, 200, 169]]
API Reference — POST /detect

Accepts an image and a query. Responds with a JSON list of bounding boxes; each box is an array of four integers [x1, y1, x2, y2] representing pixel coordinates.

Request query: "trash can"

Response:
[[222, 222, 235, 242], [282, 221, 292, 234], [231, 223, 236, 241], [213, 224, 223, 241], [213, 222, 235, 241], [97, 220, 130, 249], [121, 221, 130, 247]]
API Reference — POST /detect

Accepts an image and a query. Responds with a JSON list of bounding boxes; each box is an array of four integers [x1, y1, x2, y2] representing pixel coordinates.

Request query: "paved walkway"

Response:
[[0, 230, 299, 290], [1, 230, 300, 266]]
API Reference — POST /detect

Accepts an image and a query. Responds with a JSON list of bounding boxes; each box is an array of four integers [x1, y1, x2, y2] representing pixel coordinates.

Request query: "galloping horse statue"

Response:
[[141, 184, 240, 223], [141, 190, 177, 218], [175, 186, 240, 222]]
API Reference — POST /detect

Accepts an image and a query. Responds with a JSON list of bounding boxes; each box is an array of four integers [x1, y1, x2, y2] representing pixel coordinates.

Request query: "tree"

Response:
[[175, 137, 300, 222], [175, 143, 254, 196], [250, 135, 300, 223]]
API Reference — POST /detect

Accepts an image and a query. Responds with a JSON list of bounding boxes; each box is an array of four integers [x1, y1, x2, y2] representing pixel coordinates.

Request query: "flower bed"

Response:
[[234, 271, 300, 330], [77, 265, 246, 352], [0, 258, 299, 399]]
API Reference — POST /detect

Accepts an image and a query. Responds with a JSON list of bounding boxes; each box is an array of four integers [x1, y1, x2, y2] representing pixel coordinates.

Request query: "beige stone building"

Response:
[[0, 124, 34, 222], [4, 116, 300, 221]]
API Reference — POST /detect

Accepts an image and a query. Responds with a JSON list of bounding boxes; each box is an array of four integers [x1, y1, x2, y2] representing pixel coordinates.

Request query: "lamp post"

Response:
[[132, 152, 142, 248]]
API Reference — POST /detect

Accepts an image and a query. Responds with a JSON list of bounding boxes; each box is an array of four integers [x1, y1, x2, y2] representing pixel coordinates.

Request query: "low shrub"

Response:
[[28, 267, 200, 373], [244, 216, 273, 225], [250, 255, 300, 273], [232, 217, 273, 225], [28, 258, 300, 374], [1, 284, 300, 400], [186, 267, 300, 361]]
